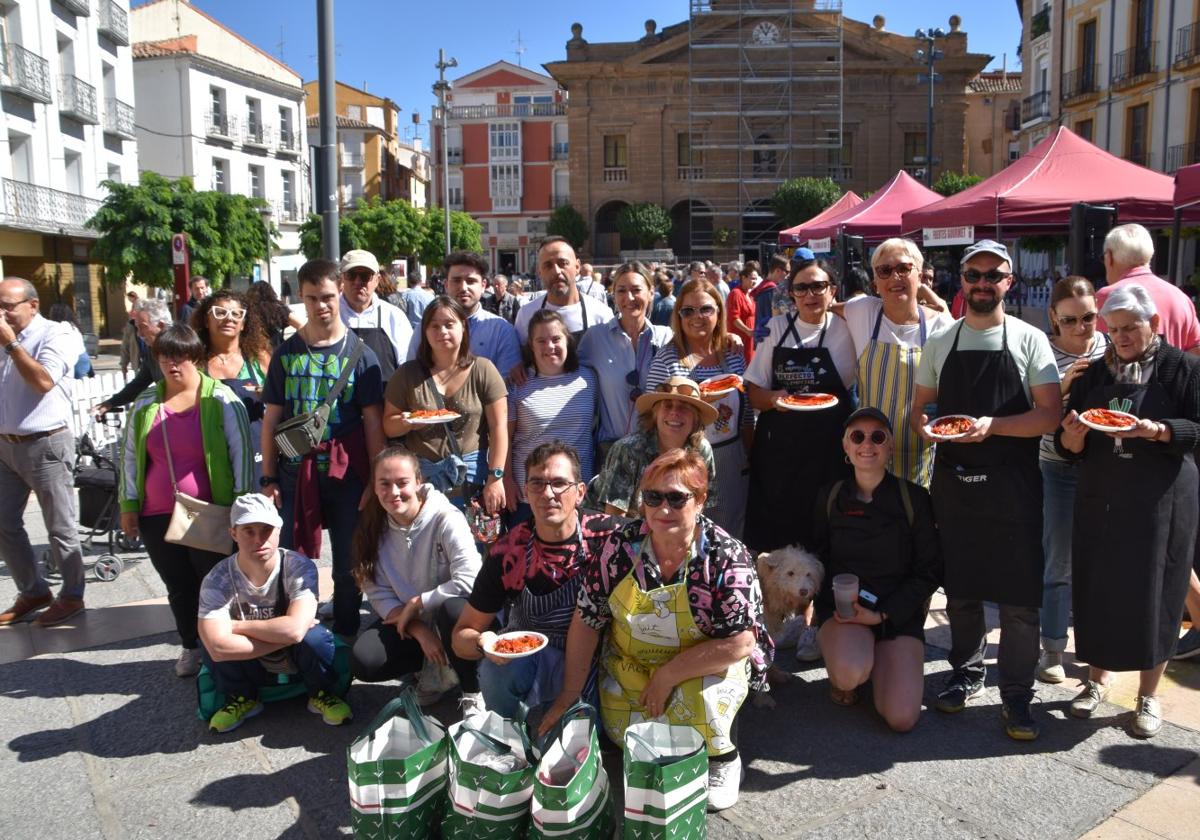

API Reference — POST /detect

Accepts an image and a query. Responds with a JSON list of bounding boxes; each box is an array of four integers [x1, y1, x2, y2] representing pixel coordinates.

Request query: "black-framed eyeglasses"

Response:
[[0, 298, 31, 312], [962, 269, 1012, 285], [874, 263, 914, 279], [1056, 312, 1098, 327], [848, 429, 889, 445], [791, 281, 831, 296], [526, 477, 579, 496], [642, 489, 694, 510], [679, 305, 717, 319]]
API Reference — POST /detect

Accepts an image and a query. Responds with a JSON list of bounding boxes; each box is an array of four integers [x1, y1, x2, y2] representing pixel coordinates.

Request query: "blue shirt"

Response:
[[407, 306, 522, 381], [399, 287, 434, 330], [578, 319, 673, 443], [0, 313, 82, 434]]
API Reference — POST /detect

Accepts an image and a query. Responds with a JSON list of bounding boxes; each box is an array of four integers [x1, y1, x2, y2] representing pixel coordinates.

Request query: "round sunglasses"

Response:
[[848, 429, 889, 445]]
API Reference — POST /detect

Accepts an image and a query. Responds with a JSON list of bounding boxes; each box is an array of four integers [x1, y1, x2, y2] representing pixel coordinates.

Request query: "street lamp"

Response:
[[434, 49, 458, 259], [258, 205, 274, 292], [913, 27, 946, 188]]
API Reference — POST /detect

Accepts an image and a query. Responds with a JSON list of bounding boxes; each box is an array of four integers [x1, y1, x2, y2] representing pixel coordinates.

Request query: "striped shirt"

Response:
[[1040, 333, 1110, 462], [508, 367, 597, 500], [647, 343, 753, 430], [0, 313, 83, 435]]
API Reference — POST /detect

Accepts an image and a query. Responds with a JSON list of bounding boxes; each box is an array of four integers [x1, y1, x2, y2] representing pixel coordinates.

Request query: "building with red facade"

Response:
[[431, 61, 568, 275]]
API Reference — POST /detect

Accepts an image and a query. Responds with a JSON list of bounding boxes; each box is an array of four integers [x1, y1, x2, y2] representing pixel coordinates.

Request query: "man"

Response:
[[95, 297, 171, 412], [261, 258, 386, 638], [752, 254, 792, 345], [686, 261, 707, 284], [197, 493, 351, 733], [705, 263, 730, 302], [451, 442, 618, 717], [0, 277, 88, 626], [178, 275, 210, 324], [398, 272, 434, 331], [577, 261, 608, 303], [920, 264, 936, 288], [910, 239, 1061, 741], [119, 290, 143, 376], [338, 249, 413, 382], [482, 273, 521, 325], [514, 237, 614, 345]]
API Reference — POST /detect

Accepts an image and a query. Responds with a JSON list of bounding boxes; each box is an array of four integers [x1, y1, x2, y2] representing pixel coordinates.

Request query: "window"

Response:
[[527, 219, 548, 236], [752, 133, 777, 176], [490, 163, 521, 211], [1127, 104, 1149, 166], [345, 104, 362, 120], [209, 86, 225, 132], [497, 220, 519, 234], [677, 132, 703, 177], [212, 159, 228, 193], [827, 132, 853, 180], [489, 122, 520, 160], [1076, 119, 1094, 142], [603, 134, 627, 168], [9, 133, 30, 182], [1080, 20, 1097, 85], [553, 169, 569, 205], [278, 106, 294, 147], [249, 165, 264, 199], [448, 172, 463, 208], [107, 164, 121, 185], [246, 97, 262, 141], [513, 94, 554, 116], [64, 151, 82, 195], [903, 132, 927, 164], [282, 171, 295, 216], [1134, 0, 1153, 55]]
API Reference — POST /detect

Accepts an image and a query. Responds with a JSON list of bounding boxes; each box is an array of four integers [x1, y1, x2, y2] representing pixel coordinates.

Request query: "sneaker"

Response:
[[706, 754, 743, 812], [307, 690, 353, 726], [210, 696, 263, 733], [934, 673, 985, 713], [459, 691, 487, 720], [0, 592, 53, 625], [1070, 680, 1109, 719], [1002, 700, 1040, 741], [1131, 695, 1163, 738], [1037, 651, 1066, 684], [33, 597, 85, 627], [174, 647, 203, 678], [795, 625, 822, 662], [1172, 628, 1200, 661]]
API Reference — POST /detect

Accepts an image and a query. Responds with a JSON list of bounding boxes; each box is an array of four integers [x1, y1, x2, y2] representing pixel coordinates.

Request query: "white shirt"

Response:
[[841, 295, 957, 355], [0, 313, 81, 435], [513, 291, 615, 342], [745, 312, 857, 391], [339, 294, 414, 365], [577, 277, 609, 303]]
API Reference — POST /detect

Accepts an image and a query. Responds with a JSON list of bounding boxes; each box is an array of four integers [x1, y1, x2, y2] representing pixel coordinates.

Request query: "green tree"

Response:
[[771, 177, 842, 228], [546, 204, 589, 250], [298, 212, 365, 261], [616, 202, 672, 249], [418, 208, 484, 268], [354, 197, 425, 262], [932, 171, 984, 197]]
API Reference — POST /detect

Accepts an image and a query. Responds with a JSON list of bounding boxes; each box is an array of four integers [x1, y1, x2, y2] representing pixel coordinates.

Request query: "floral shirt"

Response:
[[586, 428, 718, 515], [576, 515, 774, 691]]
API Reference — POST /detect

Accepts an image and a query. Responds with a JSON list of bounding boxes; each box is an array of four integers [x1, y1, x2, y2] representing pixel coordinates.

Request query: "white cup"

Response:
[[832, 573, 859, 619]]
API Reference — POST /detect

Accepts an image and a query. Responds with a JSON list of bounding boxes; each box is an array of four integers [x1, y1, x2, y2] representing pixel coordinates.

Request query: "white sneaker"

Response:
[[175, 647, 203, 678], [1132, 695, 1163, 738], [459, 691, 487, 720], [795, 625, 822, 662], [1037, 651, 1065, 684], [707, 754, 743, 811]]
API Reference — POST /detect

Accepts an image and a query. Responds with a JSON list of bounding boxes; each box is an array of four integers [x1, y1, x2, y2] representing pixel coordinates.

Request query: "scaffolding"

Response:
[[687, 0, 844, 257]]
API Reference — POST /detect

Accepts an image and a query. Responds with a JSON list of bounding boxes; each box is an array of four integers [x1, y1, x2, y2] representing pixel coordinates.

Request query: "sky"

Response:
[[170, 0, 1024, 145]]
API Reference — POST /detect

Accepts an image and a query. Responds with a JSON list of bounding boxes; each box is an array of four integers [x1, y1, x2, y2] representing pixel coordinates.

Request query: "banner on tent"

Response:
[[923, 226, 975, 246], [807, 237, 831, 253]]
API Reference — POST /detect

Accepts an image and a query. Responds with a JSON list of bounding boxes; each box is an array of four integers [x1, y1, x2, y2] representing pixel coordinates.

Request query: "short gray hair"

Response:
[[871, 238, 924, 272], [1100, 283, 1157, 322], [1104, 224, 1154, 268], [3, 277, 38, 301], [132, 297, 172, 325]]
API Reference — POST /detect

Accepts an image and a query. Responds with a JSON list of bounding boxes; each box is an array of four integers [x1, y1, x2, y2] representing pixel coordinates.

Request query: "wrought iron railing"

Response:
[[0, 43, 51, 103], [1166, 143, 1200, 173], [1021, 90, 1051, 123], [434, 102, 567, 120], [276, 127, 301, 153], [1060, 64, 1100, 101], [1032, 7, 1050, 40], [205, 110, 236, 138], [98, 0, 129, 45], [103, 97, 135, 137], [61, 0, 91, 17], [59, 74, 98, 123], [1112, 42, 1157, 87], [1176, 22, 1200, 65], [1, 178, 103, 236], [243, 121, 268, 146]]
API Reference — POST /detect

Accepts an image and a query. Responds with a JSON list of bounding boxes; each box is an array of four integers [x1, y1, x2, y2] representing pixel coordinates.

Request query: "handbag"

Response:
[[273, 333, 365, 459], [159, 403, 233, 555], [622, 722, 709, 840], [418, 370, 468, 493]]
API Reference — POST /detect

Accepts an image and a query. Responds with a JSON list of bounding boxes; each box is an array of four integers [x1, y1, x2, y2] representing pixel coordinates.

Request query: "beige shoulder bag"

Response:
[[160, 402, 233, 555]]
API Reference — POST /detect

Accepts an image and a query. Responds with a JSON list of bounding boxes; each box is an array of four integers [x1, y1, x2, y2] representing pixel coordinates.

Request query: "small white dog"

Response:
[[753, 546, 825, 708]]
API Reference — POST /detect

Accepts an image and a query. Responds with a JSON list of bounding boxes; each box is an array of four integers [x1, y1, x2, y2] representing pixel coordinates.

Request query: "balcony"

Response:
[[1112, 42, 1157, 89], [1123, 149, 1156, 170], [1031, 6, 1050, 40], [60, 0, 91, 16], [0, 44, 52, 104], [243, 121, 269, 148], [276, 127, 301, 155], [1004, 106, 1022, 132], [1021, 90, 1051, 125], [551, 142, 569, 161], [603, 166, 628, 183], [826, 164, 853, 182], [1, 178, 102, 237], [58, 74, 98, 123], [1177, 22, 1200, 68], [1061, 64, 1100, 103], [448, 198, 464, 211], [271, 200, 302, 223], [446, 148, 463, 164], [552, 194, 570, 208], [103, 97, 135, 138], [339, 186, 364, 207], [434, 101, 567, 120], [1167, 142, 1200, 174], [677, 166, 705, 181], [98, 0, 129, 46], [341, 150, 364, 169]]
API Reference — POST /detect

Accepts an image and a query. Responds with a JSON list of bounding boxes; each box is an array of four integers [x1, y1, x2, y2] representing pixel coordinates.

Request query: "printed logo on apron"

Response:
[[1108, 396, 1134, 413]]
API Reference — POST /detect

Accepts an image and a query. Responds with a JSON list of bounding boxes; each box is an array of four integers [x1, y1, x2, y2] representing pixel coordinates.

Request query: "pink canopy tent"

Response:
[[787, 171, 942, 244], [1174, 163, 1200, 211], [902, 127, 1177, 237], [778, 190, 862, 246]]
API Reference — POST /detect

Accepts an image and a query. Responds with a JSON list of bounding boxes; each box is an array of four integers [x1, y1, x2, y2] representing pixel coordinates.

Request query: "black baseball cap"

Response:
[[843, 406, 893, 432]]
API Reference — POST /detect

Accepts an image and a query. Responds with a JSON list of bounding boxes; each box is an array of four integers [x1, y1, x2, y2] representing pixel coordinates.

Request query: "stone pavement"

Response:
[[3, 494, 1200, 838]]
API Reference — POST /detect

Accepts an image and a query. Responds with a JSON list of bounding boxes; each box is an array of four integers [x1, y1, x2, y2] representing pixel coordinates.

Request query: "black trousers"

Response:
[[350, 596, 480, 692], [139, 513, 230, 649]]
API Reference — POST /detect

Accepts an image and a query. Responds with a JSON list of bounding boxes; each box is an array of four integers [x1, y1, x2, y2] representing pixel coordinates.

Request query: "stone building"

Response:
[[964, 70, 1023, 178]]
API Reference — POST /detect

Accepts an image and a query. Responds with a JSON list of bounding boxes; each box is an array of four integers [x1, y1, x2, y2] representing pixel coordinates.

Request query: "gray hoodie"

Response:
[[362, 484, 481, 620]]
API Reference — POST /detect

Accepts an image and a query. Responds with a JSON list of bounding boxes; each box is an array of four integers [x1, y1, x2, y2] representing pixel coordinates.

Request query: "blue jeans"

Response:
[[1040, 458, 1079, 652], [202, 625, 338, 699]]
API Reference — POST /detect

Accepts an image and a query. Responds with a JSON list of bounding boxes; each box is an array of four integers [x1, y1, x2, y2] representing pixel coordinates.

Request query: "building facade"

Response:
[[964, 70, 1023, 178], [430, 60, 568, 275], [131, 0, 308, 291], [0, 0, 137, 337]]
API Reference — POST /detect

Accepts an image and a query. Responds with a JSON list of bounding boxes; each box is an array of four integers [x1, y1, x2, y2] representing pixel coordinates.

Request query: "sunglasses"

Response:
[[210, 305, 246, 321], [679, 305, 718, 319], [1056, 312, 1098, 327], [345, 270, 376, 284], [526, 477, 578, 495], [626, 369, 642, 401], [962, 269, 1012, 284], [642, 489, 694, 510], [874, 263, 914, 279], [791, 281, 831, 296], [848, 429, 890, 445]]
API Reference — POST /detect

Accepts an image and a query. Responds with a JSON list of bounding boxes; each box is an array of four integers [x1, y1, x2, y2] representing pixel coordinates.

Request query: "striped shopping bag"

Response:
[[441, 710, 537, 839], [622, 722, 709, 840], [347, 687, 448, 840], [529, 702, 614, 840]]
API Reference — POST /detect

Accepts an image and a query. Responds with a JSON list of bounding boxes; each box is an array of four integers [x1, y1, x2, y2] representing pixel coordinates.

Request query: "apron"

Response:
[[857, 307, 934, 487], [745, 315, 853, 552], [597, 536, 749, 757], [1071, 370, 1197, 670], [350, 307, 399, 382], [931, 320, 1044, 607], [541, 294, 590, 343]]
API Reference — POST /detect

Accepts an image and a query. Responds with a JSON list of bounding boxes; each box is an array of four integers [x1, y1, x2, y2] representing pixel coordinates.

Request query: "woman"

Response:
[[543, 449, 773, 812], [647, 278, 751, 538], [726, 261, 759, 363], [118, 324, 252, 678], [350, 447, 485, 714], [812, 408, 941, 729], [587, 376, 718, 516], [745, 259, 857, 553], [506, 309, 596, 522], [578, 262, 673, 464], [1037, 276, 1110, 684], [47, 303, 92, 378], [650, 272, 675, 327], [839, 238, 955, 488], [383, 296, 507, 513], [1057, 284, 1200, 739], [244, 281, 301, 349]]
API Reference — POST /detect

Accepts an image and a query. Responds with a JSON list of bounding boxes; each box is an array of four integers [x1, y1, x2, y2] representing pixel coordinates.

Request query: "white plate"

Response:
[[404, 411, 462, 425], [924, 414, 978, 441], [483, 631, 549, 660], [698, 374, 743, 399], [1079, 409, 1139, 433], [776, 393, 840, 412]]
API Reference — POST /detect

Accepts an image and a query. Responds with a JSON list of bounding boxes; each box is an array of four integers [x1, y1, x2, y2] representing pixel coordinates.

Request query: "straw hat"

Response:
[[634, 376, 719, 426]]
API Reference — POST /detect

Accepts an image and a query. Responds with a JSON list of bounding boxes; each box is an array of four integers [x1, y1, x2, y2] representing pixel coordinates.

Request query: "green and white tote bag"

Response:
[[623, 722, 709, 840], [529, 703, 614, 840], [442, 710, 537, 839]]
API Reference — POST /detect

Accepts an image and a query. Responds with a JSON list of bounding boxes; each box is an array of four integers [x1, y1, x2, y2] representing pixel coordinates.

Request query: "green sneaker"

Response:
[[308, 690, 352, 726], [209, 696, 263, 733]]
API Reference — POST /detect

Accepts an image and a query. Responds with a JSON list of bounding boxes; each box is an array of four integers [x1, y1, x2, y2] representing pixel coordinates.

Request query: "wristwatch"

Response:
[[4, 341, 19, 355], [259, 475, 278, 488], [487, 468, 504, 481]]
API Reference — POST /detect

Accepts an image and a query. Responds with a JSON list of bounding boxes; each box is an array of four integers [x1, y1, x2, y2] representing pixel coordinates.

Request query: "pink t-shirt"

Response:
[[142, 403, 212, 516], [1096, 267, 1200, 351]]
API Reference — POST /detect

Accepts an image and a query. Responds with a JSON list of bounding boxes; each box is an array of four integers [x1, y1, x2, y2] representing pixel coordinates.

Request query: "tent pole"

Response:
[[1169, 209, 1182, 285]]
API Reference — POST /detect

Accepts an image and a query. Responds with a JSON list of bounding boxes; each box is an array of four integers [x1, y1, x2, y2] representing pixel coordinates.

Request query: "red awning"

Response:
[[902, 126, 1177, 236], [778, 190, 862, 246], [789, 171, 942, 244], [1174, 163, 1200, 211]]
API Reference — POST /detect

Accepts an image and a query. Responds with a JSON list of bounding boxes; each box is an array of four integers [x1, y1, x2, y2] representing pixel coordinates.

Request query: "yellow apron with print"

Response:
[[598, 553, 749, 757]]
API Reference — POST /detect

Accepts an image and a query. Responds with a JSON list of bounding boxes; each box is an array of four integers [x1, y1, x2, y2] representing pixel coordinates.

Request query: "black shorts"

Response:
[[814, 604, 926, 644]]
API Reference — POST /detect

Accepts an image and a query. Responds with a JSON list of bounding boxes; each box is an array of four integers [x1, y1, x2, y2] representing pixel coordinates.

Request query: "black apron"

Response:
[[220, 359, 265, 422], [931, 319, 1044, 607], [745, 315, 853, 552], [541, 294, 590, 343], [350, 307, 399, 382], [1072, 368, 1197, 670]]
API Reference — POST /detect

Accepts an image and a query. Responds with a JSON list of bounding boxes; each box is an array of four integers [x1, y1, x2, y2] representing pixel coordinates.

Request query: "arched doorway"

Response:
[[669, 200, 713, 261], [594, 200, 633, 259]]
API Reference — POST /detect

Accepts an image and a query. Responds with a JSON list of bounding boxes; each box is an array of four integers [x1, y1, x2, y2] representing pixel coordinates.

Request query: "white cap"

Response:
[[229, 493, 284, 529], [340, 249, 380, 274]]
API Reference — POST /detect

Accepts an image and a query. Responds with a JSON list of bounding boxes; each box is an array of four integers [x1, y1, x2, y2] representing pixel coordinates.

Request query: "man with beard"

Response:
[[909, 240, 1060, 741], [514, 237, 614, 345]]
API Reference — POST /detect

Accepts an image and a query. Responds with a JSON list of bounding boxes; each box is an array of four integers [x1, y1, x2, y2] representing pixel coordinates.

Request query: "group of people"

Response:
[[2, 222, 1199, 813]]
